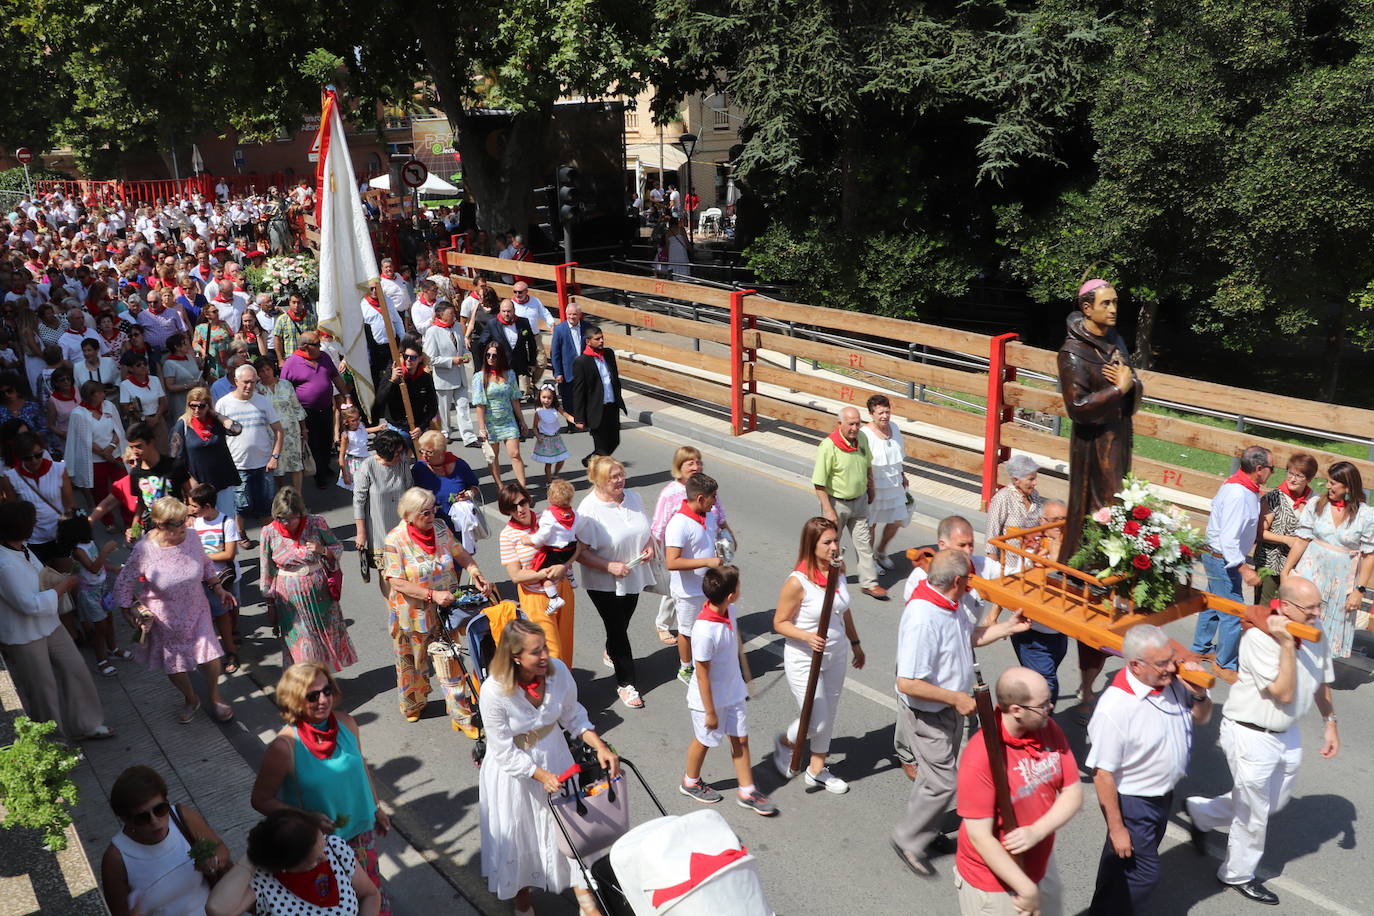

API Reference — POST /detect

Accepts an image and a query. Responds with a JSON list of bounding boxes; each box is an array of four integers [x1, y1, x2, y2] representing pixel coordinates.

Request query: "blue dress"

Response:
[[412, 457, 480, 534], [1294, 501, 1374, 658], [472, 370, 522, 442]]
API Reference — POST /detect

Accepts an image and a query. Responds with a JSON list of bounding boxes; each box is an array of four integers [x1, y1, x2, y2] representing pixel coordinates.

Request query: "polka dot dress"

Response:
[[250, 835, 360, 915]]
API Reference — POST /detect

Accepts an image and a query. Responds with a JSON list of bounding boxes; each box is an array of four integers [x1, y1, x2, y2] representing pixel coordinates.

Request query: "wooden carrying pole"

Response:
[[788, 558, 841, 777], [374, 287, 420, 458], [972, 661, 1021, 862]]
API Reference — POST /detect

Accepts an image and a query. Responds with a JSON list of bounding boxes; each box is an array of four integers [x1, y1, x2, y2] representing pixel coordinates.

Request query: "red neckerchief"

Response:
[[517, 676, 543, 701], [128, 342, 148, 354], [364, 294, 382, 311], [436, 452, 459, 475], [273, 517, 309, 541], [697, 601, 732, 629], [827, 428, 859, 453], [550, 505, 575, 529], [275, 856, 338, 907], [164, 352, 189, 361], [381, 271, 396, 280], [407, 522, 437, 555], [243, 330, 257, 342], [795, 562, 828, 589], [403, 361, 424, 380], [100, 328, 121, 343], [1225, 469, 1260, 494], [80, 400, 102, 419], [189, 415, 215, 441], [50, 389, 75, 402], [290, 348, 313, 363], [1266, 599, 1305, 645], [1109, 667, 1163, 697], [432, 318, 454, 329], [911, 579, 958, 612], [195, 265, 212, 281], [583, 344, 604, 360], [1279, 481, 1309, 509], [296, 714, 338, 761], [497, 312, 514, 326], [506, 515, 536, 533], [126, 374, 150, 388], [213, 291, 232, 303], [676, 499, 706, 526], [16, 456, 52, 481], [1329, 497, 1347, 511]]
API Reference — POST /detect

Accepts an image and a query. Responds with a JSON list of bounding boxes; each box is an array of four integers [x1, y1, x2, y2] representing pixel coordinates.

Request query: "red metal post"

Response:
[[730, 289, 757, 436], [554, 262, 578, 322], [982, 332, 1020, 509]]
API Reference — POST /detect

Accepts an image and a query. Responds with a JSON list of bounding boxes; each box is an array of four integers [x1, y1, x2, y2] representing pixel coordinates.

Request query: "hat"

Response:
[[1006, 454, 1040, 481]]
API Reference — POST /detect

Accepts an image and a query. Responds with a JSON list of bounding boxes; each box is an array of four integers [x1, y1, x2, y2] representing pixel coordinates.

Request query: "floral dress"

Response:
[[984, 484, 1045, 573], [262, 381, 306, 473], [113, 535, 223, 674], [471, 369, 521, 442], [193, 323, 233, 379], [261, 515, 357, 672], [1293, 501, 1374, 658]]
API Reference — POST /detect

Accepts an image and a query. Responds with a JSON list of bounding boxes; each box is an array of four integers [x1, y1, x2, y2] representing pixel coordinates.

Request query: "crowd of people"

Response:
[[0, 188, 1358, 916]]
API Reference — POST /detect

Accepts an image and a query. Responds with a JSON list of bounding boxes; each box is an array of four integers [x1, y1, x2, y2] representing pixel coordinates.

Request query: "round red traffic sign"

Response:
[[15, 148, 33, 165], [400, 160, 428, 189]]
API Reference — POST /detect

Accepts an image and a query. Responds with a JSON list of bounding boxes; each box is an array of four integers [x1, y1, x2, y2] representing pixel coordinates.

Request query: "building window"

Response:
[[712, 93, 730, 130], [625, 109, 638, 131]]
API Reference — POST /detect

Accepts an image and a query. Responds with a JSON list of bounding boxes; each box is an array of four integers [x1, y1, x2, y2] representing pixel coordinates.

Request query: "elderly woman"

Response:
[[773, 516, 864, 794], [352, 429, 413, 596], [206, 810, 380, 916], [65, 379, 127, 510], [577, 456, 657, 709], [650, 445, 733, 645], [985, 453, 1044, 574], [862, 394, 909, 567], [1258, 452, 1318, 604], [168, 386, 243, 521], [251, 663, 391, 914], [0, 370, 47, 440], [498, 482, 575, 664], [472, 339, 529, 489], [0, 500, 113, 740], [4, 430, 76, 566], [102, 765, 228, 916], [255, 357, 307, 494], [261, 487, 356, 671], [193, 301, 234, 380], [412, 429, 480, 529], [478, 619, 619, 915], [382, 487, 489, 727], [1282, 460, 1374, 658], [114, 496, 237, 724]]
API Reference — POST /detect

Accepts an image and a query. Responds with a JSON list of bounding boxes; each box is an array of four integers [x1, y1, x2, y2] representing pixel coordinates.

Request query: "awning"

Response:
[[626, 142, 688, 171], [368, 172, 460, 194]]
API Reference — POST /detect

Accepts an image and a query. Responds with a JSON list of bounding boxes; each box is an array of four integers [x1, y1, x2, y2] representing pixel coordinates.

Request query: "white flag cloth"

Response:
[[313, 88, 379, 412]]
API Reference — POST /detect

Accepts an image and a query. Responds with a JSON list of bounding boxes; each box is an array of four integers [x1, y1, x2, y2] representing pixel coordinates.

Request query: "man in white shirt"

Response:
[[59, 309, 100, 362], [1190, 446, 1272, 677], [422, 301, 476, 446], [891, 549, 1028, 878], [410, 279, 440, 335], [1087, 624, 1212, 914], [511, 281, 555, 391], [377, 258, 412, 327], [1184, 577, 1338, 906], [214, 365, 284, 545], [215, 180, 230, 203], [360, 281, 405, 388], [250, 293, 281, 353]]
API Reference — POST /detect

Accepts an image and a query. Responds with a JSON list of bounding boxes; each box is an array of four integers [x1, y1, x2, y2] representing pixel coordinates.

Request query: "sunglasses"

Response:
[[128, 800, 170, 825], [22, 452, 44, 463], [402, 354, 420, 362], [189, 402, 207, 409], [513, 498, 531, 508], [306, 685, 335, 703]]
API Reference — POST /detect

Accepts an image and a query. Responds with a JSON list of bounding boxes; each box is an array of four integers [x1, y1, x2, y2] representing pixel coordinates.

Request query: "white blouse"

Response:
[[575, 489, 656, 595], [0, 544, 61, 645], [64, 401, 127, 488], [119, 377, 166, 418]]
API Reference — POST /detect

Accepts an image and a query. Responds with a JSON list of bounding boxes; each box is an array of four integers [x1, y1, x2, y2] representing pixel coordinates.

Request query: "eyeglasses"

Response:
[[513, 498, 530, 508], [305, 685, 335, 703], [22, 452, 44, 463], [1016, 700, 1055, 714], [416, 507, 435, 517], [128, 800, 170, 825], [1135, 656, 1179, 671]]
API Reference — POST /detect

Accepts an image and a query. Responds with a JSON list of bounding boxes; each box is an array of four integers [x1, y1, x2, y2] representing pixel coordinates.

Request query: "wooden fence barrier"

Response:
[[440, 247, 1374, 522]]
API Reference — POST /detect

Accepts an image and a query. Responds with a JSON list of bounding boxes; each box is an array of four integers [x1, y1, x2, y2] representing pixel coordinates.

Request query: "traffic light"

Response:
[[533, 183, 556, 237], [557, 165, 581, 224]]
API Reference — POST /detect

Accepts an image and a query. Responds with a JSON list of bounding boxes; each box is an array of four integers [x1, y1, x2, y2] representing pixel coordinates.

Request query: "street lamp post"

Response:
[[677, 132, 698, 242]]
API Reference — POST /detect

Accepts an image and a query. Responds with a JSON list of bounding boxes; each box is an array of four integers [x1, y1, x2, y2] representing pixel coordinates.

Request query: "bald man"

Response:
[[1184, 576, 1339, 906], [813, 407, 882, 598], [954, 667, 1081, 915]]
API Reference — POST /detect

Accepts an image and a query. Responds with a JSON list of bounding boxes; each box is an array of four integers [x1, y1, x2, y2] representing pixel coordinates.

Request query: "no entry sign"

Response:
[[15, 148, 33, 164], [400, 160, 428, 189]]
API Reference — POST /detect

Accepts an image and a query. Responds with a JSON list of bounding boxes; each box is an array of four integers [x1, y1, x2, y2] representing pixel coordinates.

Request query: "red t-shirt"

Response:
[[955, 713, 1075, 892]]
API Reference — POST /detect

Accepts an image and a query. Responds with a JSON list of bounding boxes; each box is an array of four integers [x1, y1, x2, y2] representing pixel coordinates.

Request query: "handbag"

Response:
[[549, 772, 631, 863], [301, 441, 316, 477], [323, 553, 343, 600]]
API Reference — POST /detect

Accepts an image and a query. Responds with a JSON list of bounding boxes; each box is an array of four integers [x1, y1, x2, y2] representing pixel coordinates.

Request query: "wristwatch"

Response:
[[1325, 715, 1338, 724], [1358, 586, 1369, 596]]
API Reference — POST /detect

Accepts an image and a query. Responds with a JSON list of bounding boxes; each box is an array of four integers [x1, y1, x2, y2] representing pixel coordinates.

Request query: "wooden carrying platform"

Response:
[[972, 522, 1321, 690]]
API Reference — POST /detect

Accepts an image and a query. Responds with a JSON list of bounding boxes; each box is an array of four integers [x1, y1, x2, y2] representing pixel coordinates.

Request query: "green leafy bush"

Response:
[[0, 717, 81, 851]]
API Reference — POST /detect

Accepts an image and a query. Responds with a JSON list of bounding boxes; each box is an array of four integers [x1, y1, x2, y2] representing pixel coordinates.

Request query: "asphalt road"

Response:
[[226, 414, 1371, 916]]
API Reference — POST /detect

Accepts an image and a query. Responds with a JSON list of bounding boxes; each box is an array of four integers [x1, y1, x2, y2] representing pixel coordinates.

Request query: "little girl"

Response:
[[336, 404, 386, 490], [522, 478, 587, 613], [529, 383, 574, 484], [67, 515, 126, 676]]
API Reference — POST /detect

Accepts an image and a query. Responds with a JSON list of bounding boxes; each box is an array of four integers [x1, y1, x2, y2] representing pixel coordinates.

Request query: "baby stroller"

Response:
[[550, 750, 771, 915], [428, 585, 523, 765]]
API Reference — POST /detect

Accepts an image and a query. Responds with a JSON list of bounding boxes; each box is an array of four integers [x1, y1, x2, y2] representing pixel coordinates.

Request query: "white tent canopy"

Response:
[[368, 172, 459, 195]]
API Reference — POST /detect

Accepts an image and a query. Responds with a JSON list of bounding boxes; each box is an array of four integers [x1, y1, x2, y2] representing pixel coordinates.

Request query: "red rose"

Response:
[[1132, 554, 1151, 570], [1181, 545, 1193, 558], [1145, 533, 1161, 549], [1123, 520, 1141, 536], [1132, 505, 1152, 521]]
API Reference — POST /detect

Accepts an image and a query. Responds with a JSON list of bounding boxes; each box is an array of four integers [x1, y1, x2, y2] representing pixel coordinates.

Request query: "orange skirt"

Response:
[[518, 577, 575, 665]]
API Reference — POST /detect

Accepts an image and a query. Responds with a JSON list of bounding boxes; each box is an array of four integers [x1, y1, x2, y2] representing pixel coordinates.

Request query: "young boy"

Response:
[[664, 473, 722, 684], [187, 483, 242, 671], [522, 478, 585, 613], [680, 565, 776, 816]]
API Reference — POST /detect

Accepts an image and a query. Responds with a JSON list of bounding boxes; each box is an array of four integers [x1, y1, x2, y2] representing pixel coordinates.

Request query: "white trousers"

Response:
[[782, 641, 849, 755], [1187, 717, 1302, 884], [436, 388, 476, 443], [654, 594, 676, 632]]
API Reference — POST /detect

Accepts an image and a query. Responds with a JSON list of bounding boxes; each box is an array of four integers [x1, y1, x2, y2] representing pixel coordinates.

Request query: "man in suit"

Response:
[[571, 323, 626, 466], [476, 298, 539, 396], [550, 301, 586, 425]]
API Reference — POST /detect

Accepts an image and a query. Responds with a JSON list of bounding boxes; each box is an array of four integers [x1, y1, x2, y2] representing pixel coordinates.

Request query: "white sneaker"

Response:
[[546, 595, 565, 613], [804, 767, 849, 794], [773, 732, 795, 778], [875, 553, 894, 571]]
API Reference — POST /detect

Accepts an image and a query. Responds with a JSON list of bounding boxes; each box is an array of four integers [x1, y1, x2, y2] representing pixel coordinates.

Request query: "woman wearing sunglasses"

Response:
[[102, 764, 229, 916], [370, 335, 437, 445], [250, 663, 391, 915], [168, 386, 243, 521]]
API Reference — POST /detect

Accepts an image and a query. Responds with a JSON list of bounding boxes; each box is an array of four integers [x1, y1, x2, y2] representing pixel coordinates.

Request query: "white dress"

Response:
[[110, 815, 210, 916], [479, 658, 593, 899], [862, 424, 909, 526]]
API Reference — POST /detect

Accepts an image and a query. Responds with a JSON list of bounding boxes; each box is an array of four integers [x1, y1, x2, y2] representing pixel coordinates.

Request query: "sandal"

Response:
[[78, 725, 116, 740], [222, 652, 240, 674], [96, 659, 118, 677], [212, 702, 234, 723], [656, 628, 677, 646], [111, 647, 133, 660], [178, 699, 202, 724]]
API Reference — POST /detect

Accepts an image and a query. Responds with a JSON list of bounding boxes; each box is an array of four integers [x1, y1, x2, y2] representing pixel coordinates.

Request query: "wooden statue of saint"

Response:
[[1056, 280, 1142, 562]]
